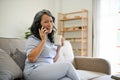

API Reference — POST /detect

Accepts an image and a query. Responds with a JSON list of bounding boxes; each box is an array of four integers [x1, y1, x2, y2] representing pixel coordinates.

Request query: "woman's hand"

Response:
[[39, 27, 48, 41]]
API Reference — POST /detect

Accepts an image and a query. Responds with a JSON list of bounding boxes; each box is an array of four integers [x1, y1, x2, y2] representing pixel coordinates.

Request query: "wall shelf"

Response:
[[58, 9, 88, 56]]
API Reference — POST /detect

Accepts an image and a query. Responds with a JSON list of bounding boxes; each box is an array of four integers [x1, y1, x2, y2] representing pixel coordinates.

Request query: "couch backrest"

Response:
[[0, 37, 26, 55], [0, 37, 75, 64]]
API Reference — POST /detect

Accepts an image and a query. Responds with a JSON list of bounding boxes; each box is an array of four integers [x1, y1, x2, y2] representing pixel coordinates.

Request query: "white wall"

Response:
[[0, 0, 55, 38]]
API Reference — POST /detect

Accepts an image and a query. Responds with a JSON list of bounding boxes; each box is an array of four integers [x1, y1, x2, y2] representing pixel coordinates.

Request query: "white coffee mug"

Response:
[[54, 34, 62, 46]]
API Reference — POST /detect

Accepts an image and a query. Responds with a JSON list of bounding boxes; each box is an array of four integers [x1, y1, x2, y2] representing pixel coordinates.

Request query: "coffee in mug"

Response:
[[54, 34, 62, 46]]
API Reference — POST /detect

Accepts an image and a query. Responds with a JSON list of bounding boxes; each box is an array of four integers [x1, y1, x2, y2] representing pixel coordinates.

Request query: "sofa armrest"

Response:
[[74, 56, 111, 74]]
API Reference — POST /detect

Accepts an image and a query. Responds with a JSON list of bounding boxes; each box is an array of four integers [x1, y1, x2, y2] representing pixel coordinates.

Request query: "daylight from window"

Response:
[[99, 0, 120, 74]]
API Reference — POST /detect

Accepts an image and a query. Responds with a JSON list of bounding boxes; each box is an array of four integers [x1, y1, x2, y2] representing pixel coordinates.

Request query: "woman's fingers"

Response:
[[41, 27, 48, 33], [39, 28, 47, 40]]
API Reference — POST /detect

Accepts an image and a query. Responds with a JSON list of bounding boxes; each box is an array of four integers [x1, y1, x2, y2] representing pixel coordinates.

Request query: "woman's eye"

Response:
[[44, 21, 48, 23]]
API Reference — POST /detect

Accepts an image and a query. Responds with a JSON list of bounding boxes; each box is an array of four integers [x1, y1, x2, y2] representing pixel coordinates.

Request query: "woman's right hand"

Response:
[[39, 27, 48, 41]]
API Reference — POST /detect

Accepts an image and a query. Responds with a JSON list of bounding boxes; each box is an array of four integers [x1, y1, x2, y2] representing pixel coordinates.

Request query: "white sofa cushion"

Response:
[[56, 40, 74, 63], [77, 70, 106, 80]]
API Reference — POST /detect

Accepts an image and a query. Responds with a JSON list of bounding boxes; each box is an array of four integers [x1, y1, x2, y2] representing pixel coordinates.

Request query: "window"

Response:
[[93, 0, 120, 74]]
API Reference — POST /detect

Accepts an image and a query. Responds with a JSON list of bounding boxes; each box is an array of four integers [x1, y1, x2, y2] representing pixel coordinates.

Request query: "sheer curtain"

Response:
[[93, 0, 120, 74], [92, 0, 101, 57]]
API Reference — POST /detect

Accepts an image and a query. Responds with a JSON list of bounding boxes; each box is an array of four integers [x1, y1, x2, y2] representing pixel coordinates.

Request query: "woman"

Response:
[[23, 9, 80, 80]]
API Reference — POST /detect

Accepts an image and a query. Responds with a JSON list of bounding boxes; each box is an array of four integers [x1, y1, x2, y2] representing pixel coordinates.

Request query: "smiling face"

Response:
[[40, 14, 54, 34]]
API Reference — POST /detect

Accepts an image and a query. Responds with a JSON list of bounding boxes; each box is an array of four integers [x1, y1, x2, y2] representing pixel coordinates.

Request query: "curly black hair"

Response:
[[30, 9, 56, 43]]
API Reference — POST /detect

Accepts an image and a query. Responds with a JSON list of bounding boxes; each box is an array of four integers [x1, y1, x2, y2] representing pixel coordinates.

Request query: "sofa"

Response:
[[0, 37, 111, 80]]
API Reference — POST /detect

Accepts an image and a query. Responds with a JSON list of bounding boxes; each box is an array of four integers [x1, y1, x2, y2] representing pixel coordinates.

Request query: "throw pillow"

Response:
[[11, 48, 26, 70], [0, 49, 22, 79]]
